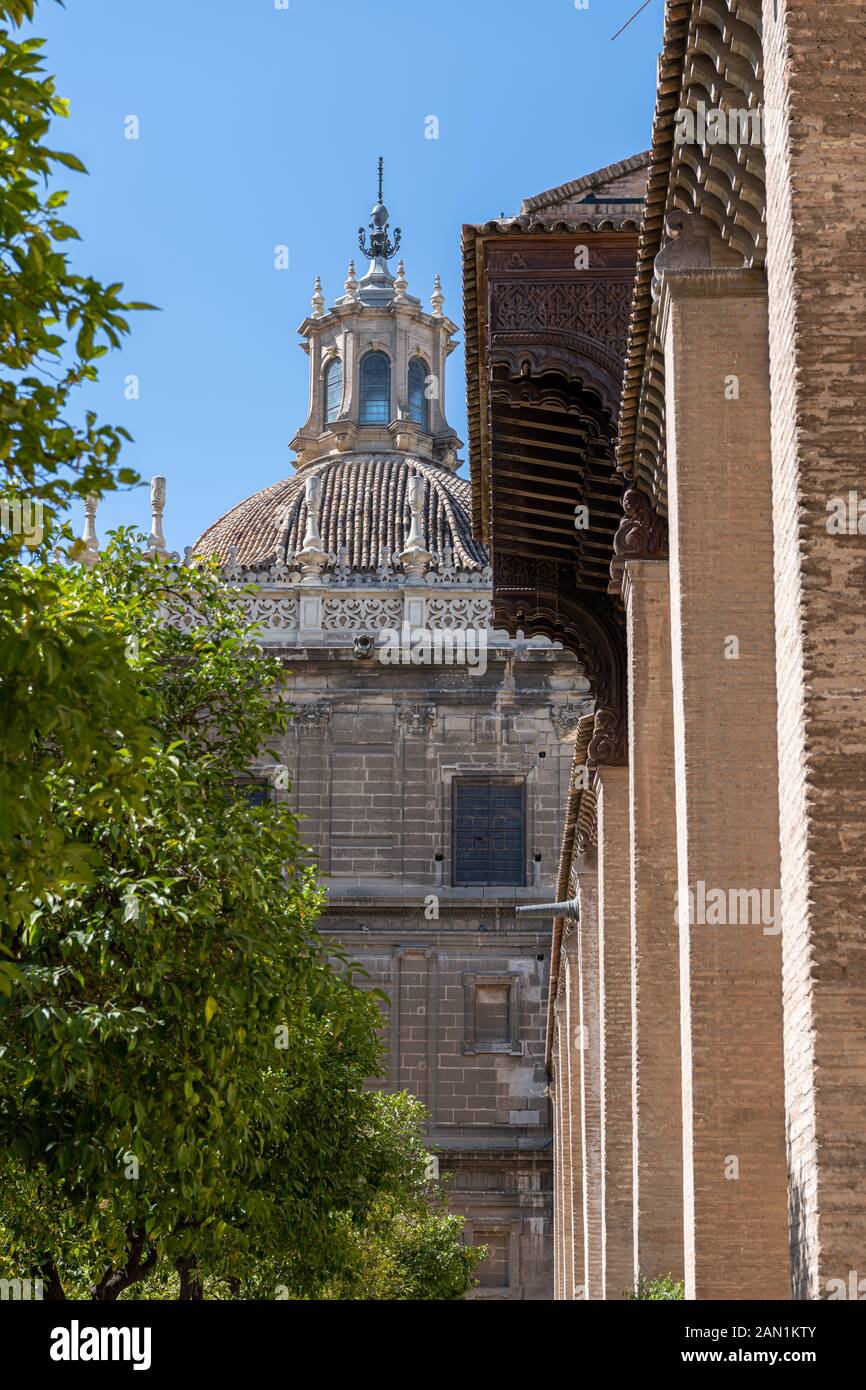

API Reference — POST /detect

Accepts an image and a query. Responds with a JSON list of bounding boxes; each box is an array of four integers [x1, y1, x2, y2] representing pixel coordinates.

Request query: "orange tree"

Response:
[[0, 537, 477, 1300], [0, 0, 155, 958]]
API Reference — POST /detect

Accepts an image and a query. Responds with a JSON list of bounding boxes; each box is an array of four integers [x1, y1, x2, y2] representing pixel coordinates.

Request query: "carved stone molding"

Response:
[[426, 595, 491, 629], [234, 591, 299, 630], [321, 595, 401, 631], [608, 487, 669, 595], [294, 702, 331, 732], [652, 210, 744, 304], [550, 703, 588, 741], [396, 702, 436, 737]]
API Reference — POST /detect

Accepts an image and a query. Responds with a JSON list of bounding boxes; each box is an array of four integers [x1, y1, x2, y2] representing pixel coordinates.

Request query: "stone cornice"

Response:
[[656, 261, 769, 342], [619, 555, 670, 610], [297, 302, 459, 340]]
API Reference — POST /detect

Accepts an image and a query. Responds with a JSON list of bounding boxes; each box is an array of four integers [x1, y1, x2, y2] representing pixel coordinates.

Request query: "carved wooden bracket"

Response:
[[608, 487, 668, 595]]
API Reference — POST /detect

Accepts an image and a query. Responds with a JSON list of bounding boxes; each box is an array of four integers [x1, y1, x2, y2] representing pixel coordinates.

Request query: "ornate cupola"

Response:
[[289, 158, 463, 471], [194, 159, 486, 598]]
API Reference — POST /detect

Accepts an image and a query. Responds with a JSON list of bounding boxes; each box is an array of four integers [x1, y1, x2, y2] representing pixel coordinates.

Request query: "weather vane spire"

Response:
[[359, 155, 401, 263]]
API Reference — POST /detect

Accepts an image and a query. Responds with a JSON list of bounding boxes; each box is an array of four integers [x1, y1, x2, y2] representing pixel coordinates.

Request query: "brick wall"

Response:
[[763, 0, 866, 1297]]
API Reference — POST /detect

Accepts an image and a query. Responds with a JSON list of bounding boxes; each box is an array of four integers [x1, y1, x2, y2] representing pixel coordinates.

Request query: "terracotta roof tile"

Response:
[[193, 454, 488, 572]]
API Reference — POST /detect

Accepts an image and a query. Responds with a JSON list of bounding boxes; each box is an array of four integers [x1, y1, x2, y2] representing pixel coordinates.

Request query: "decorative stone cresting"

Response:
[[550, 703, 591, 741], [396, 702, 436, 737], [293, 702, 331, 732]]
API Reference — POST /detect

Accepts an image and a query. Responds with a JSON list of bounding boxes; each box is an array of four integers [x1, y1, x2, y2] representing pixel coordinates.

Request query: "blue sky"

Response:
[[27, 0, 663, 553]]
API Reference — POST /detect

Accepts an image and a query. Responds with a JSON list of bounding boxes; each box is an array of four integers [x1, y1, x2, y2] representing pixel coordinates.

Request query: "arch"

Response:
[[491, 562, 627, 766], [323, 357, 343, 425], [408, 357, 429, 430], [359, 351, 391, 425]]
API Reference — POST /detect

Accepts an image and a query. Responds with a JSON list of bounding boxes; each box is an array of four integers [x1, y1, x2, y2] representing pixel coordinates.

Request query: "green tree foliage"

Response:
[[629, 1273, 685, 1300], [320, 1196, 484, 1302], [0, 0, 156, 950], [0, 0, 152, 512], [0, 537, 476, 1299]]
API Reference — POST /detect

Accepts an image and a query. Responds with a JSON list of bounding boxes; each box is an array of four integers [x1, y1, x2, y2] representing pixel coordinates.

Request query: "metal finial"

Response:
[[358, 155, 401, 264]]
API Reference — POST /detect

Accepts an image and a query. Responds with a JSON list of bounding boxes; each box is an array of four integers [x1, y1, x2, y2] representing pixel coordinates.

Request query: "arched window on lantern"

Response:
[[323, 357, 342, 425], [359, 351, 391, 425], [408, 358, 429, 430]]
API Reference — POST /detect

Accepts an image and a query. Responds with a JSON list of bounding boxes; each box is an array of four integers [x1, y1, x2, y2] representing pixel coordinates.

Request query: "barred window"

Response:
[[474, 1231, 509, 1289], [359, 351, 391, 424], [475, 984, 510, 1042], [453, 779, 525, 887], [408, 357, 428, 429], [323, 358, 342, 425], [237, 779, 270, 807]]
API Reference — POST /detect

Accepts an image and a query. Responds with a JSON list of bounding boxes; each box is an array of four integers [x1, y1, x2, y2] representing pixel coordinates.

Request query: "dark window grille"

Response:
[[237, 779, 270, 807], [408, 358, 428, 429], [475, 984, 510, 1042], [475, 1232, 509, 1288], [359, 351, 391, 424], [324, 358, 342, 424], [453, 780, 525, 886]]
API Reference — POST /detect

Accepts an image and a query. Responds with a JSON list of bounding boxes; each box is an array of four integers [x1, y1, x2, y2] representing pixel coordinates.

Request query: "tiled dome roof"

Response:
[[193, 454, 488, 571]]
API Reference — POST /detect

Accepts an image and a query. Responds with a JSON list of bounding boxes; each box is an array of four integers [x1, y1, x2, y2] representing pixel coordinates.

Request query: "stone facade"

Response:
[[190, 171, 594, 1298], [273, 623, 583, 1299]]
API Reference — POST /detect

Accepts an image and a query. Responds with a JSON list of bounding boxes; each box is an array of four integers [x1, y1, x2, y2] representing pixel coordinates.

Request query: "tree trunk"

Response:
[[37, 1256, 67, 1301], [92, 1225, 157, 1300], [176, 1256, 203, 1300]]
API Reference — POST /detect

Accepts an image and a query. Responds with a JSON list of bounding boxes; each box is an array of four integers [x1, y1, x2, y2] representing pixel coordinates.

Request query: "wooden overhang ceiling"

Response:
[[617, 0, 766, 510], [463, 167, 646, 764], [462, 156, 648, 547], [461, 224, 641, 581], [489, 367, 622, 593]]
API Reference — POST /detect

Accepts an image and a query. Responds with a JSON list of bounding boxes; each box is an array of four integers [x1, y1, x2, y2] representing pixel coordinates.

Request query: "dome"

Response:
[[193, 453, 488, 573]]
